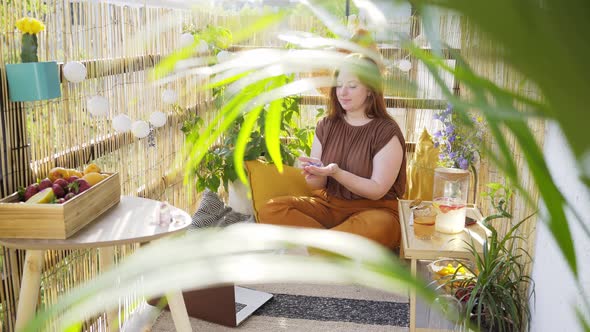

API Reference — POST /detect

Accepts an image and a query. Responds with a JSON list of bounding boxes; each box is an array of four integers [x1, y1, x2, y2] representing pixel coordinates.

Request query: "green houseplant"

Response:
[[181, 75, 315, 194], [442, 183, 534, 331]]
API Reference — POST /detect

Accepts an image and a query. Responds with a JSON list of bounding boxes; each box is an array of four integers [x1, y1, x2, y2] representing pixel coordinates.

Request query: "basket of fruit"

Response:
[[428, 258, 477, 293], [0, 163, 120, 239]]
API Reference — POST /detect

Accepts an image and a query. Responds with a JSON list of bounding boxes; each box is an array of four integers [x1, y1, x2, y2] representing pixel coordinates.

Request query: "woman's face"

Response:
[[335, 70, 371, 115]]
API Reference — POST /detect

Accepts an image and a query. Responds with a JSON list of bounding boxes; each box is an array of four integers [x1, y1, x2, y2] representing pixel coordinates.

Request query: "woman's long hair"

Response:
[[327, 53, 393, 121]]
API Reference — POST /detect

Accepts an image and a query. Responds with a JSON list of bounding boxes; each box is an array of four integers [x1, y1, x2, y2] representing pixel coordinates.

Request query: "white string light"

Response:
[[87, 96, 109, 117], [63, 61, 87, 83], [149, 112, 167, 127], [398, 59, 412, 72], [197, 39, 208, 53], [162, 89, 178, 105], [179, 32, 194, 48], [217, 50, 232, 62], [131, 120, 150, 138], [112, 114, 132, 132]]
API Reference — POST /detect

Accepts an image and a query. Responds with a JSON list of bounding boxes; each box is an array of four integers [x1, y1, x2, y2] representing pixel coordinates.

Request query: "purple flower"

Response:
[[433, 103, 483, 170], [459, 158, 468, 170]]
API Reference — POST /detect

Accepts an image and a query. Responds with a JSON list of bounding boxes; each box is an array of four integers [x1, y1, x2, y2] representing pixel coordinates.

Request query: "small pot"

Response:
[[5, 61, 61, 102]]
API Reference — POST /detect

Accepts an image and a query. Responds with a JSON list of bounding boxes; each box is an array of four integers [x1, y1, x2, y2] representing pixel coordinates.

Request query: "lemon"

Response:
[[82, 172, 104, 187], [437, 267, 454, 276], [68, 169, 84, 178], [26, 188, 55, 204], [83, 163, 101, 175]]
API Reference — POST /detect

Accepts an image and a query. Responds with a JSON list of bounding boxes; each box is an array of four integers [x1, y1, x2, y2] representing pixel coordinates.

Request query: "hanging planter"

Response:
[[5, 61, 61, 102], [5, 17, 61, 102]]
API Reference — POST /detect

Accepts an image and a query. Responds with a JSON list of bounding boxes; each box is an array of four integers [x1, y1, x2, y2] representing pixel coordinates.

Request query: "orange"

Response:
[[48, 167, 69, 182], [68, 169, 84, 178], [84, 163, 101, 175], [26, 188, 55, 204], [82, 172, 104, 187]]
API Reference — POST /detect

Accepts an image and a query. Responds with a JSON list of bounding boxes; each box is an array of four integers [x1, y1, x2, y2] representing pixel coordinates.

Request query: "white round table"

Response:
[[0, 196, 193, 332]]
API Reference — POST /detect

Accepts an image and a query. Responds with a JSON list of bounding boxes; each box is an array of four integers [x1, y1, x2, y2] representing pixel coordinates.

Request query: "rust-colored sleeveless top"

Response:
[[316, 116, 407, 200]]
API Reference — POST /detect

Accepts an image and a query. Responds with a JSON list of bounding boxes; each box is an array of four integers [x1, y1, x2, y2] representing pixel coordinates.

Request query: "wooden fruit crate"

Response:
[[0, 173, 121, 239]]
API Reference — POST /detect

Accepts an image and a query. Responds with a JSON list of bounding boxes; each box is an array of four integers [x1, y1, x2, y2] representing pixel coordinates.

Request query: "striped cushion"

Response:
[[191, 189, 251, 228]]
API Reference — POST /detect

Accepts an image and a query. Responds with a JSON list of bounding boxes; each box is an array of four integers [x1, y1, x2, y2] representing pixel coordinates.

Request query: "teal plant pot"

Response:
[[5, 61, 61, 102]]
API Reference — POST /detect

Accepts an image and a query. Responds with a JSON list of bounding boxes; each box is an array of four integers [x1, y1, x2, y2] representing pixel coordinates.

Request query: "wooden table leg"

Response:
[[15, 250, 44, 332], [167, 290, 193, 332], [410, 258, 417, 332], [99, 246, 118, 332]]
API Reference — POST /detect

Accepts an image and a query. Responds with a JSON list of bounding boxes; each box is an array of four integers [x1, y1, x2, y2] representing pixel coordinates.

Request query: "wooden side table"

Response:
[[0, 196, 192, 332], [397, 199, 489, 332]]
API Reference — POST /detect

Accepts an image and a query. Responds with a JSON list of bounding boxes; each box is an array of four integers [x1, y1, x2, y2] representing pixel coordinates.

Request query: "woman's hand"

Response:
[[299, 156, 323, 168], [306, 163, 340, 176], [299, 137, 327, 190], [298, 156, 324, 180], [303, 162, 340, 177]]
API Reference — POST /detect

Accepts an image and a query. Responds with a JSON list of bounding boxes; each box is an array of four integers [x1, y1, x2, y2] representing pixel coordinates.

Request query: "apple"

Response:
[[69, 179, 90, 194], [53, 178, 69, 189], [52, 184, 65, 198], [24, 183, 40, 201], [38, 178, 52, 191], [67, 176, 79, 183]]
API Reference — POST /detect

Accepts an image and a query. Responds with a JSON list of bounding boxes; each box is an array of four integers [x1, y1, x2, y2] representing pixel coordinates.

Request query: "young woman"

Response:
[[258, 54, 406, 249]]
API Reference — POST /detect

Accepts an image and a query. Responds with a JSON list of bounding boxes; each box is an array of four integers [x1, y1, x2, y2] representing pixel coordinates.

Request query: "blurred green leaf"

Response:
[[265, 98, 285, 173], [576, 307, 590, 332], [422, 0, 589, 160], [24, 225, 437, 331], [234, 104, 265, 184], [231, 11, 287, 44], [150, 45, 199, 80], [407, 42, 579, 275], [63, 322, 82, 332], [135, 2, 590, 329]]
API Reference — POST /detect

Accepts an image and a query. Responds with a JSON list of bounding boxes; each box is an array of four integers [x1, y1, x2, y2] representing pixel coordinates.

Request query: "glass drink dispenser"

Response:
[[432, 167, 470, 234]]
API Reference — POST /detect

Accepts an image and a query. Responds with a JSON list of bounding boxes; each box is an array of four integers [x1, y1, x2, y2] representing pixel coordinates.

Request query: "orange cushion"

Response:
[[245, 159, 312, 222]]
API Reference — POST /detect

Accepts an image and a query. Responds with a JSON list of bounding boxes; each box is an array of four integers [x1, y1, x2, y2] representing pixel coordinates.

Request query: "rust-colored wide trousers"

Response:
[[258, 190, 401, 249]]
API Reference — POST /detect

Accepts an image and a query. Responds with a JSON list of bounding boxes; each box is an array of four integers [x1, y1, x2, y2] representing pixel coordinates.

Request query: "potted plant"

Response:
[[181, 76, 315, 214], [440, 183, 534, 332], [5, 17, 61, 102]]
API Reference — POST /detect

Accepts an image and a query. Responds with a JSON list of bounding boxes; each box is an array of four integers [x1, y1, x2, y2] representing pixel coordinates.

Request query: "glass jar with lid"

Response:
[[432, 167, 470, 234]]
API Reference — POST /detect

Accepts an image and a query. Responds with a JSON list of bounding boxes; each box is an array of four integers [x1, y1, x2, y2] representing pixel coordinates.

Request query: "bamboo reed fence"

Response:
[[0, 1, 203, 330], [0, 1, 542, 331]]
